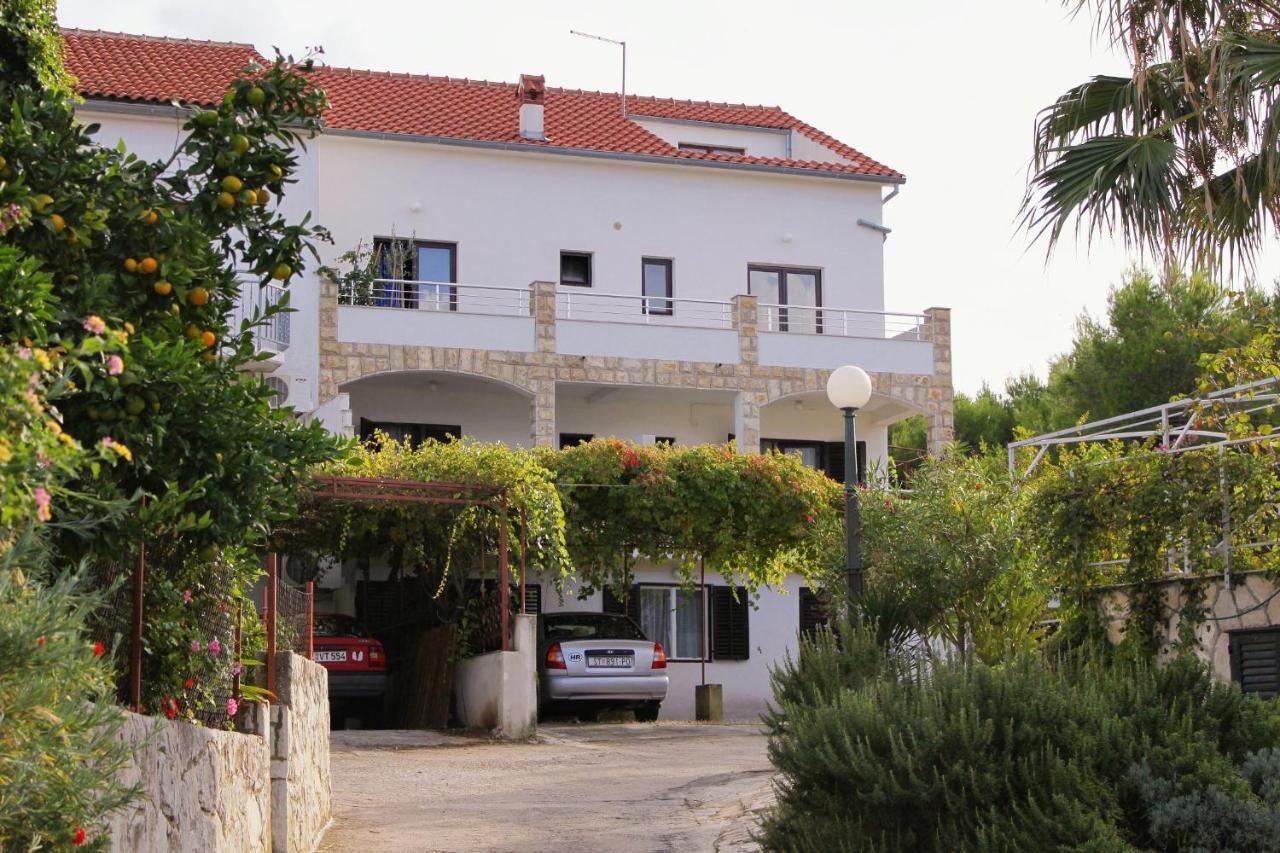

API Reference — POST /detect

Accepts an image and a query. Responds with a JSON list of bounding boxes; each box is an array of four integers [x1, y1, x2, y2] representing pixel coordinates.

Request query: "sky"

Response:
[[57, 0, 1280, 396]]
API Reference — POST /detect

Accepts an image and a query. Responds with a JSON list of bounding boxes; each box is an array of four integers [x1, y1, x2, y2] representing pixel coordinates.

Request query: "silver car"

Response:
[[538, 612, 669, 722]]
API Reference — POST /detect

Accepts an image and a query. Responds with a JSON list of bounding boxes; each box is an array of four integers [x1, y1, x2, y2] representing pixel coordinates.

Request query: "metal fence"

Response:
[[339, 279, 531, 316], [758, 303, 931, 340], [230, 277, 290, 351], [261, 554, 313, 702], [556, 289, 734, 328]]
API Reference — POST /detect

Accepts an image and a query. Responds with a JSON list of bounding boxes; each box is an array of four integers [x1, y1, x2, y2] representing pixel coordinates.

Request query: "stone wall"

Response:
[[107, 706, 271, 853], [1101, 571, 1280, 679], [271, 652, 333, 853], [318, 279, 955, 453]]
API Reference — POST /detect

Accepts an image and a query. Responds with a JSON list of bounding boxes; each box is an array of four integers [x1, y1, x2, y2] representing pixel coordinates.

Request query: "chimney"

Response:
[[518, 73, 545, 140]]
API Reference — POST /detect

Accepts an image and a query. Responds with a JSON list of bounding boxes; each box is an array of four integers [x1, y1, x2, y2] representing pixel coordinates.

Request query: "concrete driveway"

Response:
[[319, 723, 774, 853]]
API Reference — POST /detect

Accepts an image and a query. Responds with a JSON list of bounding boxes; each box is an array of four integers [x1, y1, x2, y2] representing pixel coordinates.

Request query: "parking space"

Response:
[[320, 722, 773, 852]]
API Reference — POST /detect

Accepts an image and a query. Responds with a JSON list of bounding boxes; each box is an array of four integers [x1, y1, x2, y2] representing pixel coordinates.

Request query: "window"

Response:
[[543, 613, 646, 642], [678, 142, 746, 156], [642, 258, 673, 316], [639, 586, 705, 660], [373, 238, 457, 311], [1229, 627, 1280, 698], [799, 587, 829, 640], [559, 432, 594, 449], [560, 252, 592, 287], [748, 265, 822, 333], [360, 419, 459, 449], [762, 438, 865, 484], [654, 436, 676, 447]]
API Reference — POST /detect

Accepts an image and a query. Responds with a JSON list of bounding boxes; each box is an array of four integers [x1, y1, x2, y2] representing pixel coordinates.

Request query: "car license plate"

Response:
[[315, 650, 347, 663], [587, 655, 632, 668]]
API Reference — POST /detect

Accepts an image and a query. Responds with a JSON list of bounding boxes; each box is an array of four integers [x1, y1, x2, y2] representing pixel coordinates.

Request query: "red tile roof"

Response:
[[62, 29, 902, 181]]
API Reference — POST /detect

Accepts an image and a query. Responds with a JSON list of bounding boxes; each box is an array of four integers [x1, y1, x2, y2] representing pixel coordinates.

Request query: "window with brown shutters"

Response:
[[1229, 627, 1280, 698], [602, 584, 641, 628], [710, 586, 750, 661], [799, 587, 829, 640]]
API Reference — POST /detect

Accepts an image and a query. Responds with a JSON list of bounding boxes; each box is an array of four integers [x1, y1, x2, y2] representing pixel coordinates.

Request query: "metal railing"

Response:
[[339, 279, 531, 317], [758, 303, 930, 340], [232, 278, 290, 351], [556, 289, 734, 328]]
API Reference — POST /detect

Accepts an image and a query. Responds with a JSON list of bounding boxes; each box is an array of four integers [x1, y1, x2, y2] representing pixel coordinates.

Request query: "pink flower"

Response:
[[190, 640, 201, 653], [82, 315, 106, 335], [17, 346, 31, 359], [231, 663, 243, 677], [226, 698, 239, 717], [100, 436, 114, 449], [107, 354, 124, 375], [208, 638, 222, 656], [182, 589, 192, 603], [33, 487, 51, 522]]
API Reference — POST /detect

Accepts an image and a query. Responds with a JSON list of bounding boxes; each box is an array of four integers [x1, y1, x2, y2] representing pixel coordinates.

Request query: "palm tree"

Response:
[[1024, 1, 1280, 271]]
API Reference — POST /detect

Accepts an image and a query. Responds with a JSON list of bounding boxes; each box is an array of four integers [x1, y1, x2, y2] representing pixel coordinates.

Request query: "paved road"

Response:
[[319, 723, 774, 853]]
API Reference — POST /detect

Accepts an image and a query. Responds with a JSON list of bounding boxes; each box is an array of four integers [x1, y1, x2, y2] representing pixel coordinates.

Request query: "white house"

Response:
[[65, 29, 954, 720]]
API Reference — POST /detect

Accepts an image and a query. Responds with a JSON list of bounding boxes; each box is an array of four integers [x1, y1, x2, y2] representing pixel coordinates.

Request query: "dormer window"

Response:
[[678, 142, 746, 156]]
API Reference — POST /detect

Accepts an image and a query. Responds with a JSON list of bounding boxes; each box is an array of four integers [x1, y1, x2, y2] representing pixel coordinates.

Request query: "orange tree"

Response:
[[0, 7, 342, 716]]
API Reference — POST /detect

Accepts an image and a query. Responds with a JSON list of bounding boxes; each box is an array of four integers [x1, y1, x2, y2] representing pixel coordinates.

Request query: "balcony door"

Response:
[[373, 238, 456, 310], [748, 265, 821, 333]]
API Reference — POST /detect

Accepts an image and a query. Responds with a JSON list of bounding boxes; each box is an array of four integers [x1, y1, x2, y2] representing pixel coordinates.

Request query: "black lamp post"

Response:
[[826, 365, 873, 601]]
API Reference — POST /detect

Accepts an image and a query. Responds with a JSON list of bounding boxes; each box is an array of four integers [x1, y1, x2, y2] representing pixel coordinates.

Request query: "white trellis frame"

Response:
[[1007, 376, 1280, 589]]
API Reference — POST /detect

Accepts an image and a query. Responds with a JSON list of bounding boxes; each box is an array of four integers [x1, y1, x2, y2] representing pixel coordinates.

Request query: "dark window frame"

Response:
[[1229, 626, 1280, 699], [558, 432, 595, 449], [747, 264, 823, 333], [641, 257, 674, 316], [761, 437, 865, 485], [678, 142, 747, 156], [632, 581, 709, 663], [372, 237, 458, 311], [359, 418, 460, 449], [560, 251, 593, 288]]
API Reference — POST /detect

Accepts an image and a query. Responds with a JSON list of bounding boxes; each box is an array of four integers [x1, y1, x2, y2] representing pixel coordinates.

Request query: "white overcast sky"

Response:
[[58, 0, 1280, 395]]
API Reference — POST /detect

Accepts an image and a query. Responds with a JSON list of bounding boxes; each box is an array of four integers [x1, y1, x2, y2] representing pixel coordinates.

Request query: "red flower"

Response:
[[36, 636, 45, 646], [73, 827, 86, 846], [184, 677, 195, 690], [163, 696, 178, 719], [974, 483, 984, 491], [93, 641, 104, 657], [804, 514, 815, 524], [883, 498, 893, 510]]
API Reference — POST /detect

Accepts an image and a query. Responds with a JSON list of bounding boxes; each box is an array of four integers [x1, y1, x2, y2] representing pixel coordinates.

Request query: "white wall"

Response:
[[556, 391, 735, 446], [346, 376, 533, 446], [317, 134, 888, 312]]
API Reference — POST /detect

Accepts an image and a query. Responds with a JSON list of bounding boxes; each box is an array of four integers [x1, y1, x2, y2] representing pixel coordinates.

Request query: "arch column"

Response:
[[734, 388, 762, 453], [531, 379, 556, 447]]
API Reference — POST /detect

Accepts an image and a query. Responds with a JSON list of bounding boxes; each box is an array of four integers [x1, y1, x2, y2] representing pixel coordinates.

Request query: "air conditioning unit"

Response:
[[263, 372, 317, 413], [264, 375, 289, 408]]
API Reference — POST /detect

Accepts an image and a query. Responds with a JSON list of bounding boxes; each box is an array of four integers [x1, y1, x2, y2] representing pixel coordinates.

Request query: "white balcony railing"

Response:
[[339, 279, 530, 317], [232, 278, 290, 351], [759, 304, 931, 341], [556, 290, 734, 329]]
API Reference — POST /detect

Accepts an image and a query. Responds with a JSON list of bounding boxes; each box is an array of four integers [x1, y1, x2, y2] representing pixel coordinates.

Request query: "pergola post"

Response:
[[500, 494, 511, 651]]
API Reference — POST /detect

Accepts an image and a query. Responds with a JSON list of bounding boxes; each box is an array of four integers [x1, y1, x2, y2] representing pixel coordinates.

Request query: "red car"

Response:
[[313, 613, 388, 699]]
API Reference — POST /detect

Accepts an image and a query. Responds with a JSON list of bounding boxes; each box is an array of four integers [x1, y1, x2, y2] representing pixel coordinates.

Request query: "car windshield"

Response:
[[314, 614, 363, 637], [543, 613, 647, 642]]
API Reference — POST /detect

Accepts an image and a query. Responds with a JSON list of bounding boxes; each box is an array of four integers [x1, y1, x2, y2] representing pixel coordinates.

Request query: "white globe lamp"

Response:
[[826, 365, 872, 412]]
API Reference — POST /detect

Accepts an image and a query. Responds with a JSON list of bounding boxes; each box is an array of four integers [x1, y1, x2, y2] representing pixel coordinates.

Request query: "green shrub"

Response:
[[760, 623, 1280, 852], [0, 539, 137, 850]]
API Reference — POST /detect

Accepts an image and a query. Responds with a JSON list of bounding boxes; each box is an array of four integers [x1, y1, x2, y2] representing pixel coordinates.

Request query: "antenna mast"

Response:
[[569, 29, 627, 117]]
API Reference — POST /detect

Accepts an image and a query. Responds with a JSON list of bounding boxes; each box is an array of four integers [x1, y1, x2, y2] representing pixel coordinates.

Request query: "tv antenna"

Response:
[[570, 30, 627, 117]]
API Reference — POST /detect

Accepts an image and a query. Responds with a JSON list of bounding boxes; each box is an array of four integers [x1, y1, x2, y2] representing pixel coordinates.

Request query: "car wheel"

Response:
[[635, 701, 661, 722], [577, 706, 600, 723]]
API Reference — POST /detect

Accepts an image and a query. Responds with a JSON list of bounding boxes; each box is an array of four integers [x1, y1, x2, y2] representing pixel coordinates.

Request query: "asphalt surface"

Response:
[[319, 723, 774, 853]]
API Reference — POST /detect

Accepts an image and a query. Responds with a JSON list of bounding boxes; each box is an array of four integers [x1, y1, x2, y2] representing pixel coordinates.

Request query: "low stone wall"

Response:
[[271, 652, 332, 852], [453, 614, 536, 739], [107, 705, 271, 852], [1102, 571, 1280, 677]]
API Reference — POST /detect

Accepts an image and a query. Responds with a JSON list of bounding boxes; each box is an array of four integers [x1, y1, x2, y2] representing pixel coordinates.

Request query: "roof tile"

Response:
[[62, 29, 902, 180]]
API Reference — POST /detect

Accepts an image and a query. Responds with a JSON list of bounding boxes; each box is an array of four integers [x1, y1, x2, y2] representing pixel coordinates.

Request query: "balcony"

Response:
[[332, 279, 937, 376], [232, 278, 290, 366], [337, 279, 535, 352]]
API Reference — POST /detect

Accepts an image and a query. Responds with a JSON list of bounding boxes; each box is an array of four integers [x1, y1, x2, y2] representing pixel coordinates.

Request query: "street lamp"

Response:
[[826, 365, 872, 601]]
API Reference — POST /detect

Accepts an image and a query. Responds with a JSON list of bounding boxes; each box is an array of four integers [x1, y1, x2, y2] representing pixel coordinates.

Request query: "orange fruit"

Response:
[[268, 164, 283, 182], [32, 194, 54, 213], [237, 188, 258, 206], [153, 280, 173, 296], [138, 257, 158, 275], [123, 258, 138, 273], [217, 192, 236, 209], [230, 135, 249, 155], [184, 323, 201, 340], [200, 330, 216, 348], [200, 351, 216, 362], [254, 188, 269, 205], [271, 263, 292, 281], [142, 209, 158, 225], [246, 86, 266, 107], [187, 287, 210, 306], [49, 213, 65, 232], [220, 175, 243, 193]]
